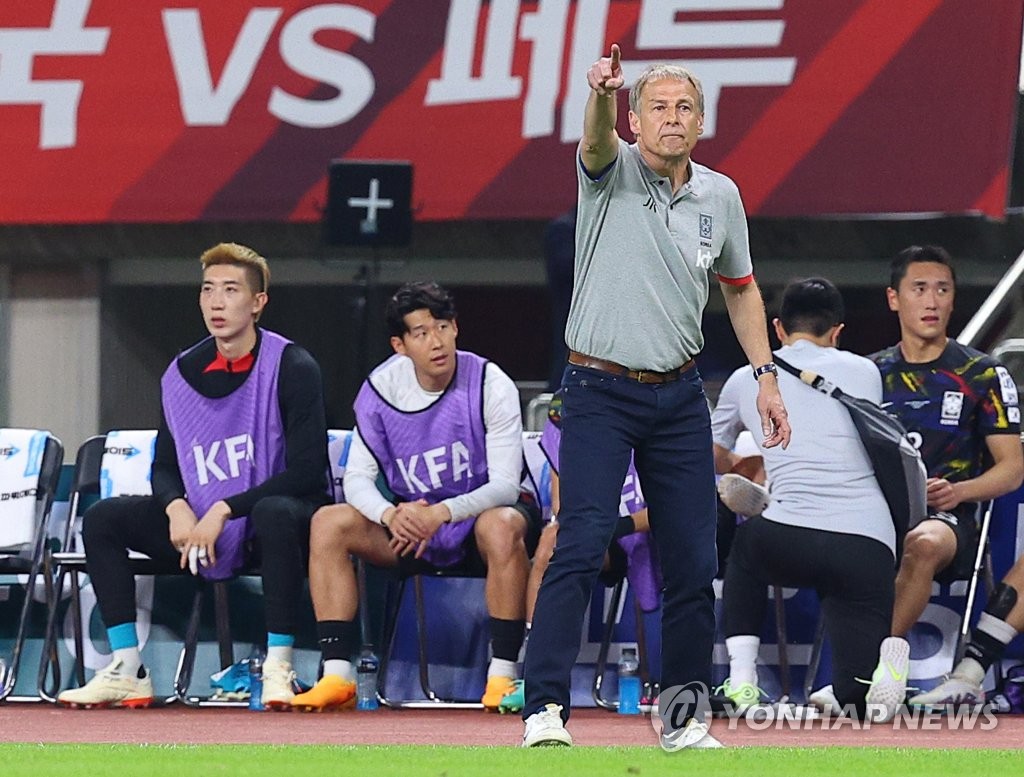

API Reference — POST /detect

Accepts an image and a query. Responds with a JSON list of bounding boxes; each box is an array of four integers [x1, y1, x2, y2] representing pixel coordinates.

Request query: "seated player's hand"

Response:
[[179, 502, 229, 573], [167, 499, 199, 551], [396, 499, 447, 541], [926, 477, 960, 511], [386, 507, 424, 556]]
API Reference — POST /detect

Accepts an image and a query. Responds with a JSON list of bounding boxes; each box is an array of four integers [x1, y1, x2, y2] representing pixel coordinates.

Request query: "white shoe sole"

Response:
[[865, 637, 910, 722]]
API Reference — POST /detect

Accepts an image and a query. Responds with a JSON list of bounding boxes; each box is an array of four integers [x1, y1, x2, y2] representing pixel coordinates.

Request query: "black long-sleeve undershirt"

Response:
[[151, 330, 330, 518]]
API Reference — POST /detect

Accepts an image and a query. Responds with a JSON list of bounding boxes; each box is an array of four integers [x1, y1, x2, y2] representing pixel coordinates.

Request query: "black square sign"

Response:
[[324, 160, 413, 247]]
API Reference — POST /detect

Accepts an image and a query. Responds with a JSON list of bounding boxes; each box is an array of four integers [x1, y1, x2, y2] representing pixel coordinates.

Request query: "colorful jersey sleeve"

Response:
[[871, 341, 1021, 484]]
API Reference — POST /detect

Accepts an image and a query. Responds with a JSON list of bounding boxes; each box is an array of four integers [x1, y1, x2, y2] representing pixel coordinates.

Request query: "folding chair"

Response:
[[371, 431, 550, 709], [0, 429, 63, 702], [955, 500, 997, 671], [591, 575, 653, 710], [37, 431, 235, 705], [375, 562, 488, 709], [525, 393, 553, 432]]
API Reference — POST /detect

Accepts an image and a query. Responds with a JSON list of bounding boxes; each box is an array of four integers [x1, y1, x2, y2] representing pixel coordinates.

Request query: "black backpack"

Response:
[[774, 355, 927, 559]]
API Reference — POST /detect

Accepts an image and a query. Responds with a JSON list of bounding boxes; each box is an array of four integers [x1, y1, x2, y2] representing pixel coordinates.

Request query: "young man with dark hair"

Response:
[[713, 277, 907, 721], [871, 245, 1023, 707], [59, 242, 330, 709], [292, 281, 540, 711]]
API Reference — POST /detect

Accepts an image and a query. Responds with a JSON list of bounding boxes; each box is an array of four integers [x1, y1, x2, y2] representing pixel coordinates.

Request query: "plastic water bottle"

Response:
[[356, 648, 380, 710], [617, 646, 641, 715], [248, 647, 265, 712]]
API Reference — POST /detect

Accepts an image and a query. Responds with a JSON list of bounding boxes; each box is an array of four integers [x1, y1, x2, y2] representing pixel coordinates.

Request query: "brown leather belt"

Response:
[[568, 350, 695, 384]]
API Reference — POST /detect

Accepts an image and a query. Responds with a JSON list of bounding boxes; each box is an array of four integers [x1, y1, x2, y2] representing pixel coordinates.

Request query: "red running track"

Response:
[[0, 704, 1020, 748]]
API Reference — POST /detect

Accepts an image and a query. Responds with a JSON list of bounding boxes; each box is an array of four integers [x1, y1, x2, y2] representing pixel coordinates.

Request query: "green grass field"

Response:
[[2, 744, 1022, 777]]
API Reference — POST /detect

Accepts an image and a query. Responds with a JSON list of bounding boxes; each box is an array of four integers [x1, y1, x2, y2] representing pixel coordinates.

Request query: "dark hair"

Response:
[[386, 281, 457, 337], [889, 245, 957, 290], [778, 277, 845, 337]]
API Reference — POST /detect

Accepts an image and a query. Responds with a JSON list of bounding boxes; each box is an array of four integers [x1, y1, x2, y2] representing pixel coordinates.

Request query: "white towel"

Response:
[[327, 429, 352, 503], [100, 430, 157, 498], [0, 428, 50, 550]]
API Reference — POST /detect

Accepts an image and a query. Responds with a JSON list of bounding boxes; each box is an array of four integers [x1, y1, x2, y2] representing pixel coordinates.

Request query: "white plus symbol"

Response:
[[347, 178, 393, 235]]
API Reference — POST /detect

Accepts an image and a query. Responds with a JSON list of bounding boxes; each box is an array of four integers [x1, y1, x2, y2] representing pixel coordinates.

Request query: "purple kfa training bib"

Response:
[[540, 418, 661, 610], [540, 419, 645, 516], [161, 329, 288, 580], [354, 351, 488, 567]]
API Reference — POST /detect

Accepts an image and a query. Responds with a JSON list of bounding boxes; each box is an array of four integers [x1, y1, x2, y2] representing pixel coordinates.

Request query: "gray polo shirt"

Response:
[[565, 139, 752, 372], [712, 340, 895, 557]]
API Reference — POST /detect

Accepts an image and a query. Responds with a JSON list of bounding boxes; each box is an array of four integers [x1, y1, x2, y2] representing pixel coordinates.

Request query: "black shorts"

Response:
[[396, 491, 543, 578], [928, 506, 981, 583]]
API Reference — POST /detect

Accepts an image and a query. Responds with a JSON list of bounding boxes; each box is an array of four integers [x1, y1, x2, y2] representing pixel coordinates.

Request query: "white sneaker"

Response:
[[57, 658, 154, 708], [717, 474, 770, 517], [522, 703, 573, 747], [808, 684, 840, 713], [908, 674, 984, 708], [261, 657, 297, 710], [660, 717, 724, 751], [865, 636, 910, 722]]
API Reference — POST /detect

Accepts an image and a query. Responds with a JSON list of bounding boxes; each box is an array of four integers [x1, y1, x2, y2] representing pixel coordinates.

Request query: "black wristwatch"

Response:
[[752, 362, 778, 380]]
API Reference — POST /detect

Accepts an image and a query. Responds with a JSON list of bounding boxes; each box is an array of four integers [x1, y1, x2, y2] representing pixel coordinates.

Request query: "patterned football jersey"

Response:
[[871, 340, 1020, 487]]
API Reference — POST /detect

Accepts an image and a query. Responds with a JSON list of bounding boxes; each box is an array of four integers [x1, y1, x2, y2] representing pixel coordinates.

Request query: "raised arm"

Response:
[[581, 43, 624, 176]]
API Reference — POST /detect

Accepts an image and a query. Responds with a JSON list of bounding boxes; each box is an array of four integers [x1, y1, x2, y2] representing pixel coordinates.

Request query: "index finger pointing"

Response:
[[609, 43, 620, 70]]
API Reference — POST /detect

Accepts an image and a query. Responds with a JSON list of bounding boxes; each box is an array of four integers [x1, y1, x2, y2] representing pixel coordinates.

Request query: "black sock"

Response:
[[612, 515, 636, 540], [490, 617, 526, 662], [316, 620, 360, 661], [965, 629, 1008, 672]]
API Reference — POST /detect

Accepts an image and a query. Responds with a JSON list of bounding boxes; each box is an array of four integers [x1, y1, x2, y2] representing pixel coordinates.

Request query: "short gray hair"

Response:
[[628, 64, 704, 114]]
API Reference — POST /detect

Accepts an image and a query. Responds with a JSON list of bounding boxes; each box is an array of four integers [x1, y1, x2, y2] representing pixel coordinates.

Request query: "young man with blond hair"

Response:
[[59, 243, 329, 709]]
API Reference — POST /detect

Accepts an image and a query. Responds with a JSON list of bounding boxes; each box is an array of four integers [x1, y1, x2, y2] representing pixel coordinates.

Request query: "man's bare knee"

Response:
[[901, 524, 955, 573], [475, 507, 527, 558], [310, 503, 363, 555]]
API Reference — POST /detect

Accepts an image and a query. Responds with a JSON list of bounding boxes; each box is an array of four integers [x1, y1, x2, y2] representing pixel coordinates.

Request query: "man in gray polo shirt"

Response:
[[522, 44, 791, 750]]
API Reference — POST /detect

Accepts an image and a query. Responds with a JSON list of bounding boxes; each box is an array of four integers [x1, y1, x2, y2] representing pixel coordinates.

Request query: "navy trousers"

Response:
[[523, 363, 718, 720]]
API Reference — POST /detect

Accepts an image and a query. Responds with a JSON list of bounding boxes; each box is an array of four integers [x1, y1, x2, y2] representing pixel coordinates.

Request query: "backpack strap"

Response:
[[774, 355, 844, 400]]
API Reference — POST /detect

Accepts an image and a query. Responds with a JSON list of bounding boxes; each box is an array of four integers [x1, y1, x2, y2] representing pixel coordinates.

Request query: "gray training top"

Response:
[[565, 138, 753, 372], [712, 339, 896, 557]]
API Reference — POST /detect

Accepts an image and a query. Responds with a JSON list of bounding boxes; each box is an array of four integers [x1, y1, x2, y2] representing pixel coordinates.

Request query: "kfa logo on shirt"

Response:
[[696, 213, 714, 269], [193, 434, 254, 485], [940, 391, 964, 426], [396, 441, 473, 495]]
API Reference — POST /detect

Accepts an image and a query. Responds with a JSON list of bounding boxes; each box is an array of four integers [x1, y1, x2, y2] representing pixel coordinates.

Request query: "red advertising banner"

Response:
[[0, 0, 1020, 224]]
